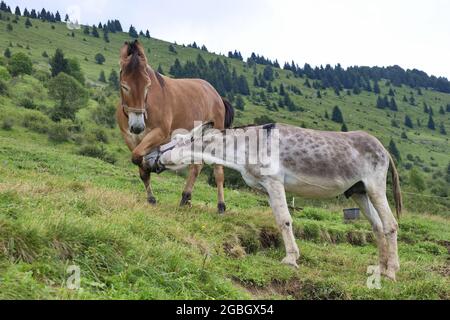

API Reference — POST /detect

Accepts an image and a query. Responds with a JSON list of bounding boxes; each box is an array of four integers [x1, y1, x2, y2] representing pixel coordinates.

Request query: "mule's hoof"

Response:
[[180, 192, 192, 207], [282, 256, 299, 269], [381, 268, 397, 282], [147, 196, 157, 206], [218, 202, 226, 214]]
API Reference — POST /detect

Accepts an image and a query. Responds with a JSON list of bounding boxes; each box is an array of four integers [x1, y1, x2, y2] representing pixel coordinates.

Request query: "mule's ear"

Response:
[[202, 122, 215, 134], [190, 122, 214, 138]]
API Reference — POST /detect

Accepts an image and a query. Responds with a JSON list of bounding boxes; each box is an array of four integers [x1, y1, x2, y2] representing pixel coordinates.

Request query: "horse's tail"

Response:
[[222, 98, 235, 129], [388, 153, 403, 219]]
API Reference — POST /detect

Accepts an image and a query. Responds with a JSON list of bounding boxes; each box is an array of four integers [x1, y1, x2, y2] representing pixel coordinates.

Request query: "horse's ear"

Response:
[[134, 40, 148, 61], [120, 42, 130, 61]]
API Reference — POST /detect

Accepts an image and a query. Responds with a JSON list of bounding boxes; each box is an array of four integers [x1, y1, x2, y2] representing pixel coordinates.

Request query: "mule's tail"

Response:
[[222, 98, 235, 129], [388, 154, 403, 219]]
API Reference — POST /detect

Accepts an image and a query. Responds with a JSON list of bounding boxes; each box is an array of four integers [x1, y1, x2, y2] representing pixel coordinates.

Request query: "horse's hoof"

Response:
[[282, 256, 299, 269], [180, 192, 192, 207], [131, 154, 144, 166], [147, 196, 157, 206], [218, 202, 226, 214]]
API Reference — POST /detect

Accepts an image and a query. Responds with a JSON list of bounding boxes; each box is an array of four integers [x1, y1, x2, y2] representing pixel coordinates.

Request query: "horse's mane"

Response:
[[123, 41, 145, 74]]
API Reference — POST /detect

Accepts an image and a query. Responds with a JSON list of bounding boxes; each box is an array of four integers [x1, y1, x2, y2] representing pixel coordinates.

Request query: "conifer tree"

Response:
[[404, 115, 413, 129], [4, 47, 11, 58], [128, 25, 138, 38], [388, 139, 401, 162], [108, 69, 119, 89], [98, 70, 106, 82], [331, 106, 344, 123], [427, 114, 435, 130], [92, 25, 99, 37]]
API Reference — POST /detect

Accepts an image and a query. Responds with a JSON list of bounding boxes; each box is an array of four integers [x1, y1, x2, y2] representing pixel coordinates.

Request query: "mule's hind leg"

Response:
[[351, 194, 388, 275], [368, 191, 400, 281], [180, 164, 203, 207], [214, 165, 226, 214], [140, 167, 156, 205], [263, 180, 299, 268]]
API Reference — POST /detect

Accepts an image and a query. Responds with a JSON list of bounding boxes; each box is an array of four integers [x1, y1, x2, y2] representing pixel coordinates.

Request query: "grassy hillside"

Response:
[[0, 11, 449, 300], [0, 13, 449, 209], [0, 130, 449, 299]]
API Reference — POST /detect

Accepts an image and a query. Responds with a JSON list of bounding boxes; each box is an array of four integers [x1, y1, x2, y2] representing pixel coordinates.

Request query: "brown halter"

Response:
[[120, 67, 152, 120]]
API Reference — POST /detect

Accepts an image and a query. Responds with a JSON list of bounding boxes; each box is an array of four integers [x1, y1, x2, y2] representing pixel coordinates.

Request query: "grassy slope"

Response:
[[0, 130, 449, 300], [0, 14, 449, 300]]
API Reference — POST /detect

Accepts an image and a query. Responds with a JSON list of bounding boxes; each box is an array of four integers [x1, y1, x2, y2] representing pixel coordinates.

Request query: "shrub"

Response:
[[32, 70, 51, 83], [93, 128, 109, 143], [0, 79, 7, 95], [22, 112, 51, 134], [78, 144, 117, 164], [204, 166, 247, 189], [409, 168, 426, 192], [19, 97, 36, 109], [254, 115, 275, 125], [0, 66, 11, 81], [95, 53, 105, 65], [7, 52, 33, 76], [91, 102, 117, 129], [1, 118, 14, 131], [48, 73, 88, 121], [48, 120, 73, 143]]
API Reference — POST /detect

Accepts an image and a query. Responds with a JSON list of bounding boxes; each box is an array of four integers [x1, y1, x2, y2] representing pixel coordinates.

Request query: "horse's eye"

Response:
[[121, 85, 129, 92]]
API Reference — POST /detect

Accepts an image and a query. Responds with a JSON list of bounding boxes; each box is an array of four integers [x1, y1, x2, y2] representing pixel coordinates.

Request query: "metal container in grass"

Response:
[[344, 208, 360, 222]]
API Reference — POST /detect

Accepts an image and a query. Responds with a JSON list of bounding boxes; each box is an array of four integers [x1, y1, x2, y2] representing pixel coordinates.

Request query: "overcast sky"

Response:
[[8, 0, 450, 78]]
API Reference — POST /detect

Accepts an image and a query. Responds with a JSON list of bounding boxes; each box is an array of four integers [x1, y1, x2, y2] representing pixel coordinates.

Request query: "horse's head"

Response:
[[119, 40, 151, 135], [144, 122, 215, 173]]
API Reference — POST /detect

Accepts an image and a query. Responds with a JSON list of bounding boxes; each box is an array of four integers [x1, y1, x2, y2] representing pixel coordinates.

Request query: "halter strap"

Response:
[[120, 66, 152, 120]]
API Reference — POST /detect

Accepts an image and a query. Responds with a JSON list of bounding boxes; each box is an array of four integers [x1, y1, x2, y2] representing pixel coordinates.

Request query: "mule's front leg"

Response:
[[264, 180, 300, 268]]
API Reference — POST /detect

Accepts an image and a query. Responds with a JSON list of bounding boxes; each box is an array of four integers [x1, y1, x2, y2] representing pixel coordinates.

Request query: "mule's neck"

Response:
[[185, 130, 245, 172]]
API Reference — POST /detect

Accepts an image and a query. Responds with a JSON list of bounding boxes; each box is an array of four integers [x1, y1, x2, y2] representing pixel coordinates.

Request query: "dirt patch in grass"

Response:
[[259, 226, 282, 249], [236, 278, 350, 300]]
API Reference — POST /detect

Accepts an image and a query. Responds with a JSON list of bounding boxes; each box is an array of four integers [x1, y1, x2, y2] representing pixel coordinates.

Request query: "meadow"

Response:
[[0, 9, 449, 299]]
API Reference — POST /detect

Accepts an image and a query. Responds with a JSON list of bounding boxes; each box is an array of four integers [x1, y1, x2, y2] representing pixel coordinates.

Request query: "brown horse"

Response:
[[116, 40, 234, 212]]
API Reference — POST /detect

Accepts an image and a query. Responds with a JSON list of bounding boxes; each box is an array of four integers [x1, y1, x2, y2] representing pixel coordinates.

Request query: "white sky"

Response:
[[9, 0, 450, 78]]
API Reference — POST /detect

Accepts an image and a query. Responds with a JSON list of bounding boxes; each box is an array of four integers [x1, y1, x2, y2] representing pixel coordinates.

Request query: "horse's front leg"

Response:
[[180, 164, 203, 208], [131, 128, 169, 166], [263, 179, 300, 268], [139, 166, 156, 205]]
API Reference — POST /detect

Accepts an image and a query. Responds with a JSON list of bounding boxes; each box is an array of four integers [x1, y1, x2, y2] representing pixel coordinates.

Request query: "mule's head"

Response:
[[119, 40, 151, 135], [144, 122, 215, 173]]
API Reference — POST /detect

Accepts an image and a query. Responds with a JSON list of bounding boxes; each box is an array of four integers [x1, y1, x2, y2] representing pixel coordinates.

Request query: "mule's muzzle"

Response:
[[143, 150, 166, 174]]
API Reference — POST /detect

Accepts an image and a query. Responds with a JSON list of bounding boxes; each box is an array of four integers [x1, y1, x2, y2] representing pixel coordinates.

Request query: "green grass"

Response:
[[0, 12, 449, 300], [0, 133, 449, 300]]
